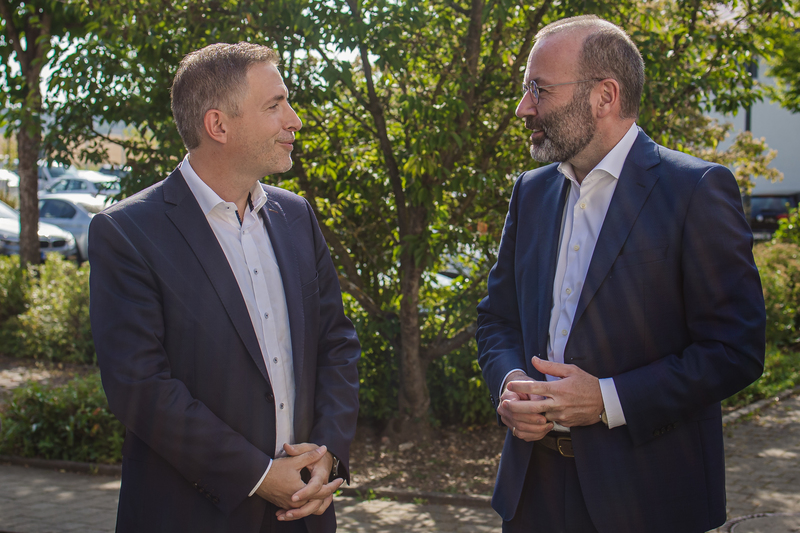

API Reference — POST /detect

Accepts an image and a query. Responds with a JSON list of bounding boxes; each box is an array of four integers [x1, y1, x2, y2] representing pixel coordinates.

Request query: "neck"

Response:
[[569, 119, 634, 183], [188, 149, 256, 216]]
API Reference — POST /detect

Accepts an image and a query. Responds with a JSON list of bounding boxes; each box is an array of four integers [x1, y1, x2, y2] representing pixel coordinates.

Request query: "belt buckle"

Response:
[[556, 436, 574, 458]]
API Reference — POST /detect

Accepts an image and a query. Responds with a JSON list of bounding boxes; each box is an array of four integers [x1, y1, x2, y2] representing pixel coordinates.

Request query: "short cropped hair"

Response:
[[536, 16, 644, 119], [171, 42, 279, 150]]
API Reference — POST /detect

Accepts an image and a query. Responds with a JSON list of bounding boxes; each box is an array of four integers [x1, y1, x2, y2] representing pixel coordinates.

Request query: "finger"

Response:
[[292, 445, 328, 469], [279, 496, 324, 521], [283, 442, 320, 456], [314, 494, 334, 515], [531, 356, 572, 378], [503, 398, 551, 414], [514, 423, 554, 442], [291, 465, 327, 502]]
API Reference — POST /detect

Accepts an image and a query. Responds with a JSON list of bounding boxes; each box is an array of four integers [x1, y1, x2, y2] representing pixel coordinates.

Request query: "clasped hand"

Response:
[[497, 356, 604, 442], [255, 442, 343, 521]]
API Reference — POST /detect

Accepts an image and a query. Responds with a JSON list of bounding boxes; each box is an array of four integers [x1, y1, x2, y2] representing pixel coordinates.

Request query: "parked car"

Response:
[[38, 163, 75, 190], [41, 171, 121, 198], [37, 193, 112, 262], [748, 193, 800, 240], [0, 199, 78, 260]]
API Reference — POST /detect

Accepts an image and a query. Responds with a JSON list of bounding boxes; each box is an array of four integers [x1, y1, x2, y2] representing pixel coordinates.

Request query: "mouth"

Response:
[[529, 129, 545, 144]]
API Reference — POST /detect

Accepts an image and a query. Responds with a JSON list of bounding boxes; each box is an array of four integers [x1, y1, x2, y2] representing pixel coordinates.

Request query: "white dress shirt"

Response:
[[502, 123, 638, 431], [181, 156, 295, 495]]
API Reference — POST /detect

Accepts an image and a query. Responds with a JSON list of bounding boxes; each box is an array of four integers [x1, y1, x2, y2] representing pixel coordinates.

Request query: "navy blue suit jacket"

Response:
[[477, 130, 765, 533], [89, 169, 360, 533]]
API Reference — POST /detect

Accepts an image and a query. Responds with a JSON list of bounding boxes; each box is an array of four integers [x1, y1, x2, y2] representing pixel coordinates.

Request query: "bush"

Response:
[[723, 344, 800, 410], [753, 242, 800, 346], [0, 372, 125, 463], [0, 255, 29, 350], [427, 340, 496, 426], [5, 253, 95, 363]]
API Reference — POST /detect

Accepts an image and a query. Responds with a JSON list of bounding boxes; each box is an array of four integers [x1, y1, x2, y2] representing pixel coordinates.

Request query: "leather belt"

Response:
[[538, 432, 574, 458]]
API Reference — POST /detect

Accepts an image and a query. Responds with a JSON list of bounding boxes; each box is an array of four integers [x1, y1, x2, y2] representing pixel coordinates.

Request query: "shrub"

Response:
[[427, 340, 496, 426], [753, 242, 800, 346], [11, 253, 95, 363], [0, 255, 29, 352], [0, 372, 125, 464]]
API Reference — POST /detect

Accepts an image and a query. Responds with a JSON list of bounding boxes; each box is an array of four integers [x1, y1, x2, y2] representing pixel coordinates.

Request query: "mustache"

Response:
[[525, 117, 544, 131]]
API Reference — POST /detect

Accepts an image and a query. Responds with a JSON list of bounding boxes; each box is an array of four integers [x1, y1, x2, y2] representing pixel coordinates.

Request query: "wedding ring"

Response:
[[513, 426, 517, 438]]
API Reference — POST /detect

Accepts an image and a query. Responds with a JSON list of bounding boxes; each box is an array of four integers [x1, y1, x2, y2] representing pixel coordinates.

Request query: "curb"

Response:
[[722, 385, 800, 426], [717, 511, 800, 532], [0, 455, 121, 476]]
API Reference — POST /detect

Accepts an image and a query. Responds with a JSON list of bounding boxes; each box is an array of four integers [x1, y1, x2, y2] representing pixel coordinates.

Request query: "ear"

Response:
[[203, 109, 229, 145], [595, 79, 621, 119]]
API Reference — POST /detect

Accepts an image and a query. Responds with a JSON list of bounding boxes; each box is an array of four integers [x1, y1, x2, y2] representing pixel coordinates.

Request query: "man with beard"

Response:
[[476, 15, 765, 533]]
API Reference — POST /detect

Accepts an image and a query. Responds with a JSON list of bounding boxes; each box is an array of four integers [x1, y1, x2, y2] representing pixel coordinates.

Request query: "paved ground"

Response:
[[0, 392, 798, 532]]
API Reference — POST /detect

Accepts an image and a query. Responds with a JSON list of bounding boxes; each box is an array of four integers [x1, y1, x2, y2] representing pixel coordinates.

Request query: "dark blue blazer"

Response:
[[89, 169, 360, 533], [477, 130, 765, 533]]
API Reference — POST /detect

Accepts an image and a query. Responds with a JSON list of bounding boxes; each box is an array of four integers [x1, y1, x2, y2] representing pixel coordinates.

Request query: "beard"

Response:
[[526, 89, 596, 163]]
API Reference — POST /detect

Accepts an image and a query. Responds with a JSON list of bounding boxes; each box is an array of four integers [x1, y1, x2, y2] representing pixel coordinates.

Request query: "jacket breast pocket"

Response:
[[301, 273, 319, 299], [612, 243, 668, 271]]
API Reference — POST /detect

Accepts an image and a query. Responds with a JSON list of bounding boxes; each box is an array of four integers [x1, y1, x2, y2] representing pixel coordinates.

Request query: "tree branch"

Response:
[[421, 322, 478, 362], [338, 274, 384, 319]]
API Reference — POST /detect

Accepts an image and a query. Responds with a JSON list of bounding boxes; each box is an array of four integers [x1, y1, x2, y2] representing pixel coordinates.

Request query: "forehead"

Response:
[[245, 62, 287, 99], [526, 31, 584, 82]]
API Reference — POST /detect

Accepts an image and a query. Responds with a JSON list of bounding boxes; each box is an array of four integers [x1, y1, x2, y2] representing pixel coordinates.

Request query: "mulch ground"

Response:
[[0, 354, 507, 496]]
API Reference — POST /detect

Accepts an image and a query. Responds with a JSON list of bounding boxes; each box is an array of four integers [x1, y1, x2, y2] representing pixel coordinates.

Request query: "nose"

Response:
[[286, 104, 303, 132], [515, 92, 537, 119]]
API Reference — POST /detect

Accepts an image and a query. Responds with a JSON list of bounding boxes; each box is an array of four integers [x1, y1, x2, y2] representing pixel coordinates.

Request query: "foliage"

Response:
[[766, 4, 800, 113], [0, 372, 125, 463], [753, 242, 800, 346], [723, 344, 800, 410], [773, 207, 800, 245], [1, 253, 94, 363], [43, 0, 791, 431], [427, 341, 496, 426], [0, 254, 28, 349]]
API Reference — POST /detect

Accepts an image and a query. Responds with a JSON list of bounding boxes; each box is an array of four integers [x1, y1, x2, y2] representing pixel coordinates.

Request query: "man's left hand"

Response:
[[276, 443, 342, 521], [506, 356, 604, 427]]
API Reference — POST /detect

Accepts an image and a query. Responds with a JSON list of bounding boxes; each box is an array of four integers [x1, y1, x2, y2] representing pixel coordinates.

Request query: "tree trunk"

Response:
[[17, 115, 41, 267]]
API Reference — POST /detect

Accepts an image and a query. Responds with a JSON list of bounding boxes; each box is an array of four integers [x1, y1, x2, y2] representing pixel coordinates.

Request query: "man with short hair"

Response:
[[477, 16, 765, 533], [90, 42, 360, 533]]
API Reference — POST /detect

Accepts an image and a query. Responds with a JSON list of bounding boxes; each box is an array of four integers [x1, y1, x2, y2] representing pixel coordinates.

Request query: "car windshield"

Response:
[[0, 201, 18, 219]]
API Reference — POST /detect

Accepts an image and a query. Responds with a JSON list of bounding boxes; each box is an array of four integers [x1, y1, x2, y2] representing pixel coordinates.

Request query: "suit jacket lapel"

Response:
[[259, 193, 306, 385], [163, 169, 271, 385], [572, 132, 661, 327], [536, 172, 571, 358]]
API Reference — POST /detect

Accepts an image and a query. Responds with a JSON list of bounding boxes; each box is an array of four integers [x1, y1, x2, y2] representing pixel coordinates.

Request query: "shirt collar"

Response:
[[557, 122, 639, 183], [180, 154, 268, 216]]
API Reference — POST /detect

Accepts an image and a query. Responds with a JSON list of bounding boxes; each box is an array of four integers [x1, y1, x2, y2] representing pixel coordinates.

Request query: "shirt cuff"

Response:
[[248, 459, 273, 497], [599, 377, 627, 428], [499, 368, 527, 399]]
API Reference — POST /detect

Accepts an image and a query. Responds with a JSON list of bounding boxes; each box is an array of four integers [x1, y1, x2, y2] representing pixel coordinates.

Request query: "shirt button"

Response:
[[273, 357, 278, 364], [573, 244, 580, 251], [254, 268, 258, 274], [280, 403, 285, 410], [561, 329, 568, 336], [264, 312, 269, 319], [580, 202, 586, 209], [565, 288, 571, 295]]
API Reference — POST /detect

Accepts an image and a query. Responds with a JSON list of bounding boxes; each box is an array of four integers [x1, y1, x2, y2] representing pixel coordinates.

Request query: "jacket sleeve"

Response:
[[89, 212, 272, 516], [614, 165, 766, 446], [302, 200, 361, 482], [476, 174, 532, 413]]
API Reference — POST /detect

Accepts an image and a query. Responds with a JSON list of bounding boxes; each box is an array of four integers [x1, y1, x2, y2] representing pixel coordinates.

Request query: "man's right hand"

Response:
[[255, 444, 331, 513], [497, 371, 553, 442]]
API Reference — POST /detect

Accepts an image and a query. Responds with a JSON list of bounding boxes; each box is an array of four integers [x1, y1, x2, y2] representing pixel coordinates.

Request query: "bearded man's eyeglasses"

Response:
[[522, 78, 604, 104]]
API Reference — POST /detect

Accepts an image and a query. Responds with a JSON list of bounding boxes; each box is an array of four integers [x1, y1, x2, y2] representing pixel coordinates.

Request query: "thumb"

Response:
[[284, 442, 320, 457], [532, 356, 570, 378]]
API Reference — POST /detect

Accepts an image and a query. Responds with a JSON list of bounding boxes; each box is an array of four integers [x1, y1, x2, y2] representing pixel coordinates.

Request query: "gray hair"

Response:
[[536, 16, 644, 119], [171, 42, 280, 150]]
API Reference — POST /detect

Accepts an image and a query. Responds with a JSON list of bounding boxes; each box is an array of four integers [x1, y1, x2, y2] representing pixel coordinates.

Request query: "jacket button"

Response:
[[265, 391, 274, 402]]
